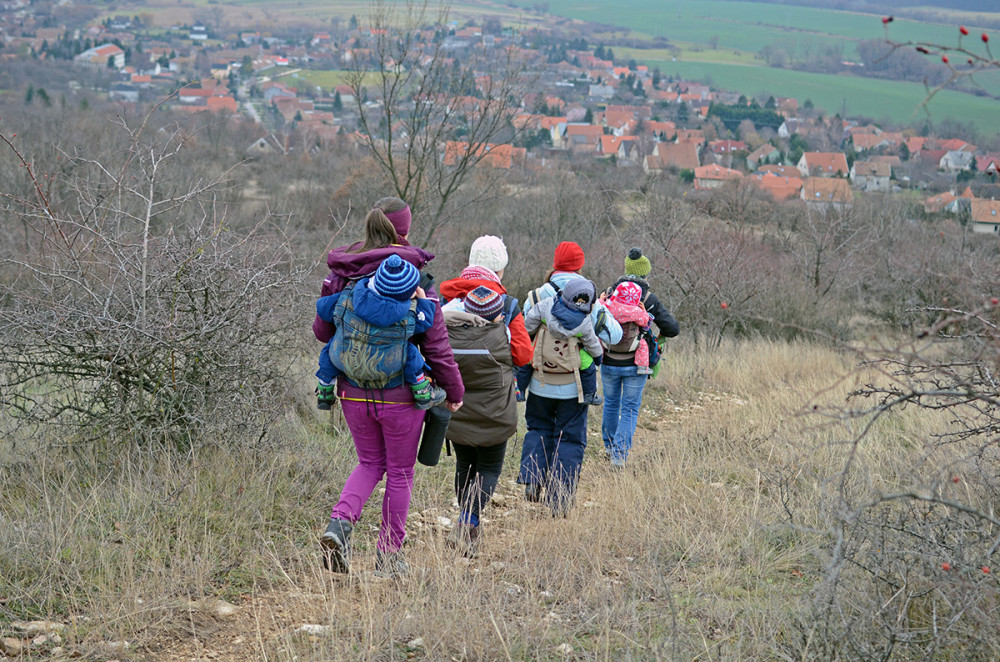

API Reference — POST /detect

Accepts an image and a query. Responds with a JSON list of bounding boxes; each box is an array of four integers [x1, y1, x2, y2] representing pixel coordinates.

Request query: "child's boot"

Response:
[[411, 375, 447, 410], [316, 381, 337, 410]]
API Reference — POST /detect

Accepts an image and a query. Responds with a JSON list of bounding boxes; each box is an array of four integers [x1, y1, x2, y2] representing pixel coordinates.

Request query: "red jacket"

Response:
[[313, 242, 464, 403], [438, 276, 533, 367]]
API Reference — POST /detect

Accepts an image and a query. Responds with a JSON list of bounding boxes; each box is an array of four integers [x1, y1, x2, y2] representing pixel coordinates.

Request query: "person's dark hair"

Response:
[[350, 197, 407, 253]]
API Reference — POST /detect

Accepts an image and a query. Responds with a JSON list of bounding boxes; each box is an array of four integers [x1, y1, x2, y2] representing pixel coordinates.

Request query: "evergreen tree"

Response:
[[333, 90, 343, 111]]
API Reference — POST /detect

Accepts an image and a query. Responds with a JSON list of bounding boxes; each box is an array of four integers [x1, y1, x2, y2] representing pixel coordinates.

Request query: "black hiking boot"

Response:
[[320, 518, 353, 573]]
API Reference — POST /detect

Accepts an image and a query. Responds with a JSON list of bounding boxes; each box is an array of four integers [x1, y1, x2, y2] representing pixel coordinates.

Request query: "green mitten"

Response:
[[651, 360, 662, 379]]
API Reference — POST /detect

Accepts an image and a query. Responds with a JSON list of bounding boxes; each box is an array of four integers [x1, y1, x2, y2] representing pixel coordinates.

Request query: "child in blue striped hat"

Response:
[[315, 254, 446, 410]]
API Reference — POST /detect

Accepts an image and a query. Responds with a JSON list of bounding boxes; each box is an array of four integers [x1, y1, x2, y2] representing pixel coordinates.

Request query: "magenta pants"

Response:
[[330, 398, 426, 553]]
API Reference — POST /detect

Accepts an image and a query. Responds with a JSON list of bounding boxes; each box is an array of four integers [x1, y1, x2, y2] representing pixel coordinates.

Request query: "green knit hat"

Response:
[[624, 247, 651, 277]]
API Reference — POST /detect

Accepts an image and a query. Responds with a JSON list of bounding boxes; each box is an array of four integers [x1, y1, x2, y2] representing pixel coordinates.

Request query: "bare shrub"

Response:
[[635, 189, 843, 346], [787, 304, 1000, 658], [0, 112, 307, 450]]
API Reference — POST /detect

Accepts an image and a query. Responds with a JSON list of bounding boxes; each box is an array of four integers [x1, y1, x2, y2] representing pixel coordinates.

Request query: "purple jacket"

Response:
[[313, 242, 465, 403]]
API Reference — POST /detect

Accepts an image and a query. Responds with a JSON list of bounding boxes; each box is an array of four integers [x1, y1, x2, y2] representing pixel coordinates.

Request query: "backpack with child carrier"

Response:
[[444, 295, 519, 445], [526, 283, 585, 399], [328, 281, 417, 389], [602, 290, 650, 355]]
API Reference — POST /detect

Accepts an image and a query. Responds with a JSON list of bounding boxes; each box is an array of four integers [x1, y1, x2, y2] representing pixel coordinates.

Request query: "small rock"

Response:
[[106, 640, 130, 651], [1, 638, 24, 657], [407, 637, 424, 649], [188, 598, 240, 619], [489, 562, 506, 571], [296, 625, 331, 636], [11, 621, 65, 636], [437, 516, 453, 528], [50, 647, 66, 657], [544, 611, 561, 622], [30, 634, 50, 647], [540, 590, 555, 599], [556, 642, 573, 656], [490, 494, 508, 507]]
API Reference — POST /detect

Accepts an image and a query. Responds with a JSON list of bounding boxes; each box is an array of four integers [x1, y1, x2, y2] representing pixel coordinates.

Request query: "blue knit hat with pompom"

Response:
[[373, 254, 420, 301]]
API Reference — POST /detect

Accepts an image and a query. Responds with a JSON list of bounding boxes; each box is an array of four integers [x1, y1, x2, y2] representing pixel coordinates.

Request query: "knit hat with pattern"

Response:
[[464, 286, 504, 321], [611, 281, 643, 307], [624, 247, 651, 277], [468, 235, 509, 273], [372, 254, 420, 301]]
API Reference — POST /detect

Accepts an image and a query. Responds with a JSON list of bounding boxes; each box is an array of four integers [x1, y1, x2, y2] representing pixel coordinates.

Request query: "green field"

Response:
[[639, 58, 1000, 133], [534, 0, 997, 59], [532, 0, 1000, 134], [291, 69, 382, 89]]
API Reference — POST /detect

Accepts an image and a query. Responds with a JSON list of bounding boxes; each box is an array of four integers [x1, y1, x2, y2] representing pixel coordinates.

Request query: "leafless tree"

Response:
[[347, 0, 535, 246]]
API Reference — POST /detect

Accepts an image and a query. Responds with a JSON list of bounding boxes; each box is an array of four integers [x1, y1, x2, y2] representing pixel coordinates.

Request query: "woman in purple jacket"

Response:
[[315, 197, 464, 579]]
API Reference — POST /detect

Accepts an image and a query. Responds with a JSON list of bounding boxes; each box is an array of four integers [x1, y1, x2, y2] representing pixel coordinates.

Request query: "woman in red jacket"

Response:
[[438, 235, 531, 555], [316, 197, 464, 579]]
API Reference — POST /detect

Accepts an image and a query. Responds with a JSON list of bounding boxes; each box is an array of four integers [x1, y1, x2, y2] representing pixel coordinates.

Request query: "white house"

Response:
[[850, 160, 892, 192]]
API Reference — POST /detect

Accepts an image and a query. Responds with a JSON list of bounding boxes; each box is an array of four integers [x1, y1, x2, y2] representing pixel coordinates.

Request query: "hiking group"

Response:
[[312, 197, 679, 577]]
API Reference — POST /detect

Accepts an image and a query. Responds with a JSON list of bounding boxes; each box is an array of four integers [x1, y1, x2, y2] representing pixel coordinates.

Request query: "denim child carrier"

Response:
[[329, 281, 418, 389]]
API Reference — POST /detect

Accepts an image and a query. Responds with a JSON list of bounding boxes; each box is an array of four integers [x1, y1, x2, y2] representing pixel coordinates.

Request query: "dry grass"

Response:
[[0, 337, 970, 660]]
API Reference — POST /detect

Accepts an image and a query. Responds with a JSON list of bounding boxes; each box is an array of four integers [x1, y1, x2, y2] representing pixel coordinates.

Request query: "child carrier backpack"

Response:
[[604, 290, 652, 355], [531, 322, 584, 401], [329, 282, 417, 389], [445, 303, 517, 442]]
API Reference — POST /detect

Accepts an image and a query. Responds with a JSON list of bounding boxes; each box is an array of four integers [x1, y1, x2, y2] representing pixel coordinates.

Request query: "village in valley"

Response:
[[2, 0, 1000, 230]]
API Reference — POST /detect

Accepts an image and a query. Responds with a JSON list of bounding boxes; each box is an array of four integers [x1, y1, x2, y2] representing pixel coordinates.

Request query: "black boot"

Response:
[[320, 518, 353, 573]]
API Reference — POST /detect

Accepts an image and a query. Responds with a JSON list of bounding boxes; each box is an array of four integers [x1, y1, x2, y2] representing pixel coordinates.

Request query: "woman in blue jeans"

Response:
[[600, 248, 679, 468]]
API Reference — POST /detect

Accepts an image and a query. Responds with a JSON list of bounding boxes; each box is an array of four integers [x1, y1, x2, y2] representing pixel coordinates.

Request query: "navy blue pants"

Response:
[[517, 393, 588, 512]]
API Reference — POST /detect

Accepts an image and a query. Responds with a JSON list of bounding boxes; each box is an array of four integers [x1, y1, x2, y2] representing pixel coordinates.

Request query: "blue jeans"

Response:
[[601, 365, 648, 464]]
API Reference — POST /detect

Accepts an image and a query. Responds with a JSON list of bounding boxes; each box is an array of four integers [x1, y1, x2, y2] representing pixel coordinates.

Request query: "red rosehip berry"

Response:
[[992, 297, 999, 305], [960, 26, 969, 36], [983, 33, 990, 43], [983, 566, 991, 574], [942, 562, 951, 571], [882, 16, 893, 24], [720, 302, 728, 309], [953, 476, 961, 483], [942, 55, 950, 64]]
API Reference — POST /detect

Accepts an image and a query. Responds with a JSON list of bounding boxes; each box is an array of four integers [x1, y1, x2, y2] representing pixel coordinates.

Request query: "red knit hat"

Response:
[[552, 241, 585, 272]]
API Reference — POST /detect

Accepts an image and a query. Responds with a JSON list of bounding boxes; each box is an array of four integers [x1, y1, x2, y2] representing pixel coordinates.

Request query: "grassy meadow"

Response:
[[640, 57, 1000, 133], [0, 336, 971, 659], [541, 0, 1000, 133], [535, 0, 996, 57]]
